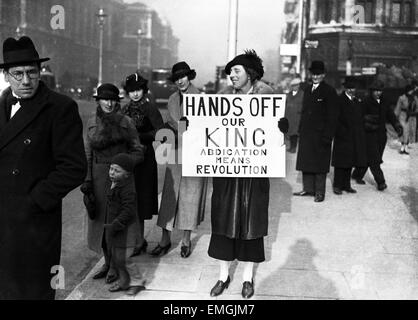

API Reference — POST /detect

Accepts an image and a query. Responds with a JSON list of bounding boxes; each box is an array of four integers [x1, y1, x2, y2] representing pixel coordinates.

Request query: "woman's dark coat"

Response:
[[331, 93, 367, 168], [361, 95, 400, 165], [296, 81, 339, 173], [284, 89, 304, 136], [122, 98, 164, 220], [105, 176, 140, 248], [0, 82, 87, 299], [211, 81, 272, 240]]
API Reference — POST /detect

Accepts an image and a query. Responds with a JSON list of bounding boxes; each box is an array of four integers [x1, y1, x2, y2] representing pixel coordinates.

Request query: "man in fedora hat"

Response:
[[0, 36, 87, 299], [294, 60, 340, 202], [351, 80, 403, 191]]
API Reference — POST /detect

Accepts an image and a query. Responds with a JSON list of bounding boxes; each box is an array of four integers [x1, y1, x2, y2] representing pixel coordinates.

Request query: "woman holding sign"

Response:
[[151, 61, 208, 258], [208, 50, 288, 299]]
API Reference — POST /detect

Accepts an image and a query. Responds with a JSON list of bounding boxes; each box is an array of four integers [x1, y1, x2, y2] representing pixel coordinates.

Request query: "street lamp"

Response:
[[137, 29, 142, 71], [96, 8, 107, 87]]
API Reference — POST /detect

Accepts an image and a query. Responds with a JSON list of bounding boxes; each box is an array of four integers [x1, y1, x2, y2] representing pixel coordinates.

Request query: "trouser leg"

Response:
[[302, 172, 315, 193], [369, 164, 385, 185], [333, 168, 344, 188], [314, 173, 326, 195], [352, 167, 367, 180]]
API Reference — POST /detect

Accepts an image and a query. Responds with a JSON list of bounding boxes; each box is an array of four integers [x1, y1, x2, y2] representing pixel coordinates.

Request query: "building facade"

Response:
[[0, 0, 178, 91], [302, 0, 418, 87]]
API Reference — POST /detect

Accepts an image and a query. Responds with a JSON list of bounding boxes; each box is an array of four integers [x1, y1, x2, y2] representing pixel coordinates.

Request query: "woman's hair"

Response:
[[243, 66, 260, 84]]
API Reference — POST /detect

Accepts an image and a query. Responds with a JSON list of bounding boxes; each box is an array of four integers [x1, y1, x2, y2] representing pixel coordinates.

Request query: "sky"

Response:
[[124, 0, 286, 86]]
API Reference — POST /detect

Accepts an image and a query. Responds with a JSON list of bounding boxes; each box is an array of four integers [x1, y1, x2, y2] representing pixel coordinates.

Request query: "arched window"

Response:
[[355, 0, 376, 24]]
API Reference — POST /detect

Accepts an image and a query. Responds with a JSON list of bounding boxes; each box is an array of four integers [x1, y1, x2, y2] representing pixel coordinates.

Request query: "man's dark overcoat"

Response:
[[331, 93, 367, 168], [296, 81, 339, 173], [361, 95, 400, 165], [0, 82, 87, 299]]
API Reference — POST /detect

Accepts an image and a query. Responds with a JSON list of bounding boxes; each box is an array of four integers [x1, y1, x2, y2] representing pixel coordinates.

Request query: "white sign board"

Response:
[[181, 94, 286, 178]]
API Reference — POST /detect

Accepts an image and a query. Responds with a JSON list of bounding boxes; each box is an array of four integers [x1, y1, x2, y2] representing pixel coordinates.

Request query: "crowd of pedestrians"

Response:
[[0, 35, 415, 300]]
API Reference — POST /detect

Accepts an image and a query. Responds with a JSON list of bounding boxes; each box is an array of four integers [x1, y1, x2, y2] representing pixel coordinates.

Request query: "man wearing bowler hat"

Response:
[[351, 80, 403, 191], [294, 60, 339, 202], [0, 36, 87, 299]]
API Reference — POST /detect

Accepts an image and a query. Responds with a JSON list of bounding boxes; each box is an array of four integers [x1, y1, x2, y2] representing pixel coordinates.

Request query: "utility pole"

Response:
[[227, 0, 239, 61]]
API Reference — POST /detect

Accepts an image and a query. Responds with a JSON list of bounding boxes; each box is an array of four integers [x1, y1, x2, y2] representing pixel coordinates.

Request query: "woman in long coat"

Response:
[[208, 50, 288, 299], [331, 81, 366, 194], [394, 84, 417, 154], [121, 73, 164, 256], [151, 61, 208, 258], [284, 78, 304, 153], [84, 83, 144, 282]]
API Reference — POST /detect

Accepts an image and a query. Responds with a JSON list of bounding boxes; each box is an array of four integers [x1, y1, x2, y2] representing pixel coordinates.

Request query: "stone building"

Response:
[[302, 0, 418, 87], [0, 0, 178, 90]]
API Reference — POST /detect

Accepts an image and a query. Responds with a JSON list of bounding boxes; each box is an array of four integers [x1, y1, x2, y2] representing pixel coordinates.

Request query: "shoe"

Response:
[[403, 150, 409, 155], [377, 183, 387, 191], [92, 266, 109, 280], [126, 285, 146, 296], [242, 280, 254, 299], [343, 187, 357, 193], [131, 240, 148, 257], [333, 187, 342, 195], [210, 276, 230, 297], [105, 273, 119, 284], [355, 179, 366, 185], [293, 190, 314, 196], [150, 242, 172, 256], [314, 193, 325, 202], [180, 242, 192, 258], [108, 283, 129, 292]]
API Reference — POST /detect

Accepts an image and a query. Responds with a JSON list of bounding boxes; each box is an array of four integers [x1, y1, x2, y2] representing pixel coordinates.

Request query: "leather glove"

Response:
[[278, 117, 289, 134], [80, 181, 93, 195], [179, 116, 189, 129]]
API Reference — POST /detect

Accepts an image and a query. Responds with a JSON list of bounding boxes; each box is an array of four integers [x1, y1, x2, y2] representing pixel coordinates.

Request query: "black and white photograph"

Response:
[[0, 0, 418, 305]]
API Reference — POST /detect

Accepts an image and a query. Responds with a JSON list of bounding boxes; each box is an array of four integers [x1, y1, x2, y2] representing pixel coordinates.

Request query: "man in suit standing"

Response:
[[351, 80, 403, 191], [293, 61, 339, 202], [0, 36, 87, 299]]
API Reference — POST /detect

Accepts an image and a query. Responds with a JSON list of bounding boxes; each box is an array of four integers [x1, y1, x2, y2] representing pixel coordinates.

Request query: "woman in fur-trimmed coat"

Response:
[[83, 84, 144, 282]]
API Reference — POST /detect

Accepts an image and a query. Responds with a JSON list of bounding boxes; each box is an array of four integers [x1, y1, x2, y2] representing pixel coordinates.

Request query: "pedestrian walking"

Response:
[[394, 84, 417, 154], [284, 77, 303, 153], [294, 60, 340, 202], [208, 50, 288, 299], [83, 83, 144, 283], [151, 61, 208, 258], [121, 72, 164, 256], [351, 80, 403, 191], [103, 153, 146, 295], [331, 80, 367, 195], [0, 36, 87, 299]]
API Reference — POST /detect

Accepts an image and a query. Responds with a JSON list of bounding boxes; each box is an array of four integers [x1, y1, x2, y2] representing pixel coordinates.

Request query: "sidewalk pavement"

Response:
[[67, 138, 418, 300]]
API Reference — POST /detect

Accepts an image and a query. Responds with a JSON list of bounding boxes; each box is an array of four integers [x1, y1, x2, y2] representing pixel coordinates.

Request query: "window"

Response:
[[390, 1, 413, 26], [356, 0, 375, 23], [316, 0, 344, 24]]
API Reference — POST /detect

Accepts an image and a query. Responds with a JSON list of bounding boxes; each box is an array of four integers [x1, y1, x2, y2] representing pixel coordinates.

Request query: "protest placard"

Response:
[[181, 94, 286, 178]]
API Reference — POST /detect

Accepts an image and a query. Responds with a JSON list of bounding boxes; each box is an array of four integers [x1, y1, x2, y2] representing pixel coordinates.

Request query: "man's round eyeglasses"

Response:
[[8, 70, 40, 81]]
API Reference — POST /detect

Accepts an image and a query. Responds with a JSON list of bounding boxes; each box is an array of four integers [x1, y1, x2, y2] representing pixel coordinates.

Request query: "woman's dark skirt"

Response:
[[134, 144, 158, 220], [208, 234, 265, 263]]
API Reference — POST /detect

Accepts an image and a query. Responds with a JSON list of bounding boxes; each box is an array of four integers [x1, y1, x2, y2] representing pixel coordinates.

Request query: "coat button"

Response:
[[24, 138, 31, 145], [12, 169, 20, 175]]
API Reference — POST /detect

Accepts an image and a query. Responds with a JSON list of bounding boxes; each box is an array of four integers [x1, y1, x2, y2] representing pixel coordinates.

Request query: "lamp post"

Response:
[[96, 8, 107, 87], [137, 29, 142, 71]]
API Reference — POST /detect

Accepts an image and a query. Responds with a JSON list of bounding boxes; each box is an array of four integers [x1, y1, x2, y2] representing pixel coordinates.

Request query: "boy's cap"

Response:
[[111, 153, 135, 172]]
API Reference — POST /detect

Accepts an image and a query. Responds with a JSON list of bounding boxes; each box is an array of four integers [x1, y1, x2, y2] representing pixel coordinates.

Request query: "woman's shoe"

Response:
[[92, 265, 109, 280], [150, 242, 172, 256], [131, 240, 148, 257], [210, 276, 230, 297], [126, 285, 146, 296], [242, 280, 254, 299], [108, 283, 129, 292], [180, 242, 192, 258], [105, 273, 119, 284]]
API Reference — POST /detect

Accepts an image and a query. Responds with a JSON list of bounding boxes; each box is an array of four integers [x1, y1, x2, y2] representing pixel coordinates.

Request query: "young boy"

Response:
[[104, 153, 145, 295]]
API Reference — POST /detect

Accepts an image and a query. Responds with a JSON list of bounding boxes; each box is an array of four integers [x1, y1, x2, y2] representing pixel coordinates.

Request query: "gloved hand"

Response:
[[396, 125, 403, 137], [278, 117, 289, 134], [179, 116, 189, 129], [80, 181, 93, 194]]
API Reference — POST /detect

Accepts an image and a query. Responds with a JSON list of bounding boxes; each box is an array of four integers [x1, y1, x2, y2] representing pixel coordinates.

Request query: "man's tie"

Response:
[[179, 91, 183, 106]]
